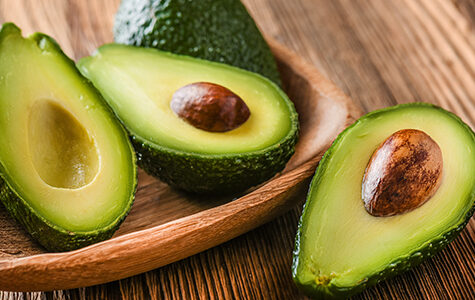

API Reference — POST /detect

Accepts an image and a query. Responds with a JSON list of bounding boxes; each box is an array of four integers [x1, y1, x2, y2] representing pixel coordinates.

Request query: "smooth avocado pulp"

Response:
[[78, 44, 298, 194], [293, 103, 474, 298], [78, 44, 292, 154], [28, 100, 99, 189], [0, 24, 136, 251]]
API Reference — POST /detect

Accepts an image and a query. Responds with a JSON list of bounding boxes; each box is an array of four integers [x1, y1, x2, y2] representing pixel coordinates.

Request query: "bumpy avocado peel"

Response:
[[114, 0, 281, 85], [131, 123, 298, 194]]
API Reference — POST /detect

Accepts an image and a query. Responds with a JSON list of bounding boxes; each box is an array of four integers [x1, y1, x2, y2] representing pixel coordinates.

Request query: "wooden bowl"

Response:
[[0, 39, 361, 291]]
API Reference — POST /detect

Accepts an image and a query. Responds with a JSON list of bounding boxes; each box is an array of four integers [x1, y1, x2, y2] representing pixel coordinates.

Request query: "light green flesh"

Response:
[[78, 45, 292, 154], [297, 105, 475, 287], [0, 28, 135, 231]]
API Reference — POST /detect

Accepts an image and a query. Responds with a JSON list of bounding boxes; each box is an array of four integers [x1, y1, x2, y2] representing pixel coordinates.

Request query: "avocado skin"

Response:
[[0, 23, 138, 252], [292, 103, 475, 299], [131, 110, 299, 194], [114, 0, 281, 86]]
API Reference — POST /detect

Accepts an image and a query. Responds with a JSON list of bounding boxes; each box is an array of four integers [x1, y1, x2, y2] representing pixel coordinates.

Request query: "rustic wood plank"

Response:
[[0, 0, 473, 299]]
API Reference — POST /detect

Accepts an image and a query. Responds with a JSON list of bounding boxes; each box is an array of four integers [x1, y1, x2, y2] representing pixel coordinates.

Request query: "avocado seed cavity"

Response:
[[170, 82, 250, 132], [362, 129, 443, 217], [28, 100, 99, 189]]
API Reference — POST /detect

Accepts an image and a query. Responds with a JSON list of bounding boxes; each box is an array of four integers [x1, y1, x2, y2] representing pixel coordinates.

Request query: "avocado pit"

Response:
[[362, 129, 443, 217], [170, 82, 250, 132]]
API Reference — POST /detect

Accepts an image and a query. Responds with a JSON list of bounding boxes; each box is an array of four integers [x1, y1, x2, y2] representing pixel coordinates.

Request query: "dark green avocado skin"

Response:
[[292, 103, 475, 299], [131, 106, 298, 195], [113, 0, 281, 86], [0, 23, 137, 252]]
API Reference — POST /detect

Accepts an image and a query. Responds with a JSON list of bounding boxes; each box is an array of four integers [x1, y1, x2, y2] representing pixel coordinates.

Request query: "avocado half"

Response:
[[292, 103, 474, 299], [77, 44, 298, 194], [114, 0, 281, 86], [0, 24, 137, 251]]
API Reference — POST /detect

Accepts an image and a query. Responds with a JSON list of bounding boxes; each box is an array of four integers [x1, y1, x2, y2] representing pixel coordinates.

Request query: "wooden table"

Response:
[[1, 0, 474, 298]]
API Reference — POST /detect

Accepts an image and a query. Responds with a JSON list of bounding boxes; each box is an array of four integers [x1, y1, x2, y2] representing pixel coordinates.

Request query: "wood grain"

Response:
[[0, 0, 474, 299]]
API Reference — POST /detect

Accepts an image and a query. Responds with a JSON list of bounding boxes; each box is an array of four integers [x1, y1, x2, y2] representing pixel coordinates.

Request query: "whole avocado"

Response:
[[113, 0, 281, 85]]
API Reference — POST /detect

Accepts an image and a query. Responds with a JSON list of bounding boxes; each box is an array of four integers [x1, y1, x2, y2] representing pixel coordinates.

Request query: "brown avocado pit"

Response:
[[362, 129, 443, 217], [170, 82, 250, 132]]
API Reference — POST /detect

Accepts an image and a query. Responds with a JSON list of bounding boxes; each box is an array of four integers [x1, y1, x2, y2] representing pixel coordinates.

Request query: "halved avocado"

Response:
[[0, 24, 137, 251], [293, 103, 474, 299], [77, 44, 298, 194]]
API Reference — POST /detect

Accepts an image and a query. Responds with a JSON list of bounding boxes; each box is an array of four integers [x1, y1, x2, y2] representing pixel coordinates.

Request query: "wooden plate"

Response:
[[0, 39, 361, 291]]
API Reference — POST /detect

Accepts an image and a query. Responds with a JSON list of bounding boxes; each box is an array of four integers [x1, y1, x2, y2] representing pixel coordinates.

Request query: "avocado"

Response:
[[292, 103, 474, 299], [77, 44, 298, 194], [113, 0, 281, 86], [0, 24, 137, 251]]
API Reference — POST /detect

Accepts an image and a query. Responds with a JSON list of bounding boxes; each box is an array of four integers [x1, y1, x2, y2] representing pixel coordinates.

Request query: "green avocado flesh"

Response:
[[114, 0, 281, 86], [78, 44, 298, 194], [0, 24, 137, 251], [293, 103, 475, 299]]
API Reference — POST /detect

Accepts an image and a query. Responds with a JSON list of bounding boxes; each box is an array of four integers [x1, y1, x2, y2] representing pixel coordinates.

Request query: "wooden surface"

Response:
[[0, 0, 474, 299], [0, 36, 360, 290]]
